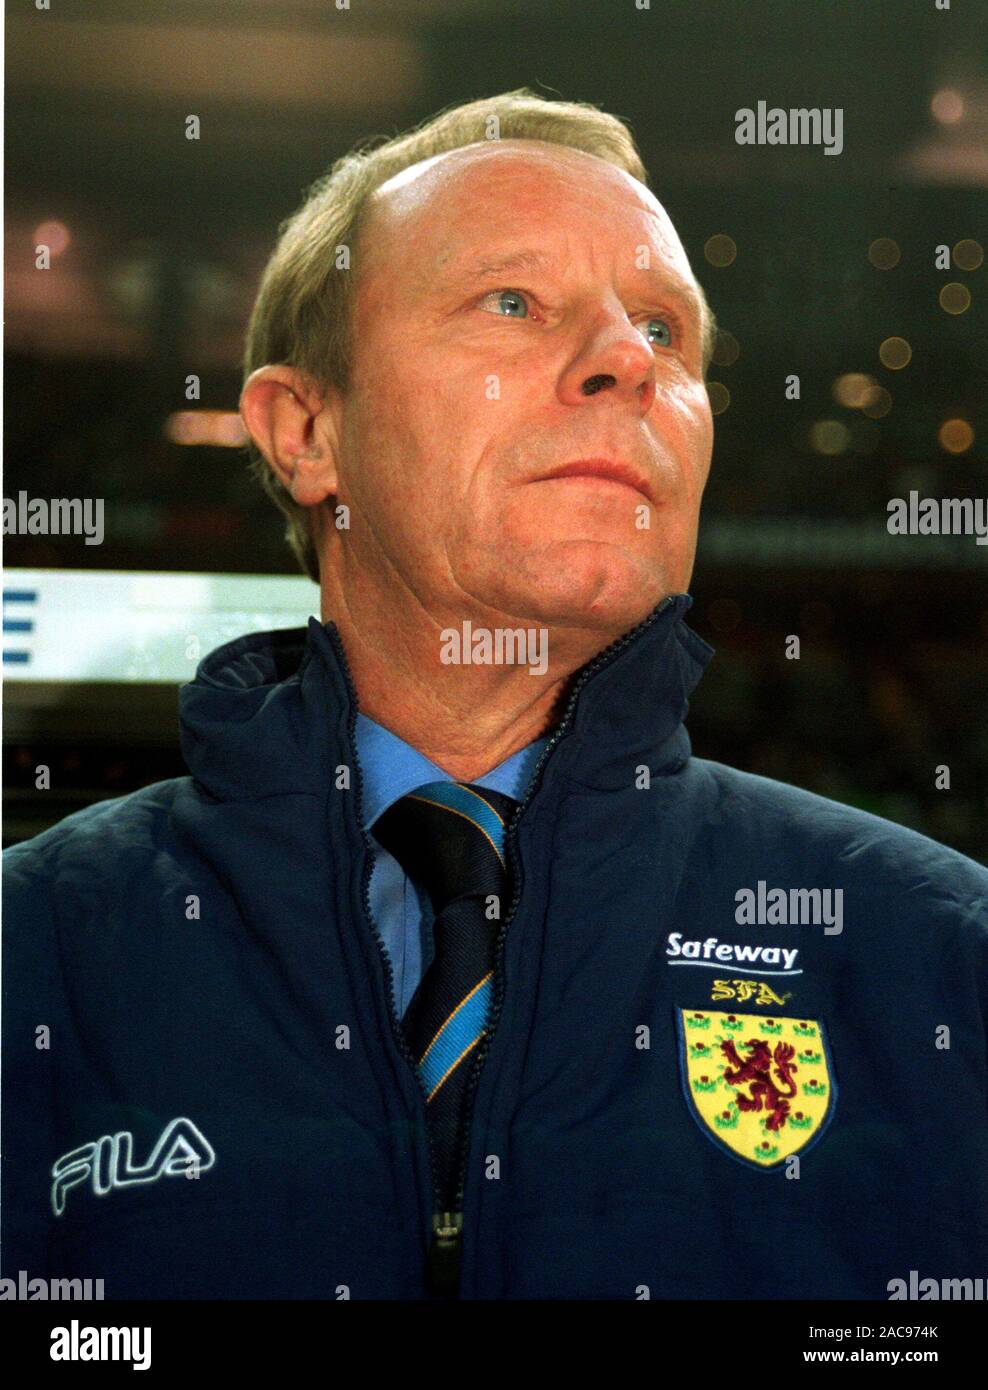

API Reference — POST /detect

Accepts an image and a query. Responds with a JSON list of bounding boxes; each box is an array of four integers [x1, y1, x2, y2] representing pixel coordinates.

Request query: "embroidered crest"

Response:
[[677, 1009, 836, 1169]]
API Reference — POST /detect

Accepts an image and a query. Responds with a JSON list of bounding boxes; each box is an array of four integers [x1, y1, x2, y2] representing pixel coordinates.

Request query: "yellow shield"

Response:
[[677, 1008, 836, 1169]]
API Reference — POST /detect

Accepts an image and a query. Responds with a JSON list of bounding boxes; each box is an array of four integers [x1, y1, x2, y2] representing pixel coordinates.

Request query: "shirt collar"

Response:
[[356, 712, 552, 831]]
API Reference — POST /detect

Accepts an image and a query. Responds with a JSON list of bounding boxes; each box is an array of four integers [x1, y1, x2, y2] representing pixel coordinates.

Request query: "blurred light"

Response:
[[34, 220, 71, 256], [105, 257, 158, 316], [897, 465, 938, 496], [939, 282, 971, 314], [711, 330, 740, 366], [953, 239, 984, 271], [879, 336, 912, 370], [868, 238, 900, 270], [707, 598, 741, 634], [704, 234, 737, 268], [931, 88, 965, 124], [832, 372, 881, 408], [707, 382, 731, 415], [187, 265, 237, 317], [861, 388, 892, 420], [938, 418, 975, 454], [165, 411, 248, 447], [809, 420, 851, 455]]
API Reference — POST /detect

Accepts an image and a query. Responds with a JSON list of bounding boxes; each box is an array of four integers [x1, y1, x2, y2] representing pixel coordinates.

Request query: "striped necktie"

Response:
[[372, 781, 518, 1217]]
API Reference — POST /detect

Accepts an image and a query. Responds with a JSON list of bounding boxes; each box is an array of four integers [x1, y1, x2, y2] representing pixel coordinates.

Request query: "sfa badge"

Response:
[[677, 1009, 836, 1170]]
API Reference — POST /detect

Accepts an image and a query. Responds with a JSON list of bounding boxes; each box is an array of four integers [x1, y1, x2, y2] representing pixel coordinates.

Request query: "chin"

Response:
[[495, 541, 677, 631]]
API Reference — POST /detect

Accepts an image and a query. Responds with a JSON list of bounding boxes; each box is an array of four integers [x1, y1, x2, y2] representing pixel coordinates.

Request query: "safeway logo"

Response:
[[51, 1118, 215, 1216]]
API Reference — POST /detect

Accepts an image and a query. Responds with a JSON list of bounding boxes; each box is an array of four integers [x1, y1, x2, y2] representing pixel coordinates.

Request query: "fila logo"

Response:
[[51, 1117, 215, 1217]]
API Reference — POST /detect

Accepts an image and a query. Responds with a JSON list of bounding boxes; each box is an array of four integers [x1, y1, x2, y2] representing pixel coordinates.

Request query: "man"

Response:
[[3, 90, 986, 1301]]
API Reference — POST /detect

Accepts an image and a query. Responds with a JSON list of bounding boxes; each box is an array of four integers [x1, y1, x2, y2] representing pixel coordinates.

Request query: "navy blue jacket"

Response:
[[3, 594, 987, 1299]]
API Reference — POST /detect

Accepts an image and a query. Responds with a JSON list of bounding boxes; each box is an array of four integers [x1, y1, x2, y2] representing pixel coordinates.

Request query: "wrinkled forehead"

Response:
[[359, 140, 693, 282]]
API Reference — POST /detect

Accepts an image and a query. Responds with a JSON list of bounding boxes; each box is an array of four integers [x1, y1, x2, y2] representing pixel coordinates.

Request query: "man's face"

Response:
[[331, 140, 713, 633]]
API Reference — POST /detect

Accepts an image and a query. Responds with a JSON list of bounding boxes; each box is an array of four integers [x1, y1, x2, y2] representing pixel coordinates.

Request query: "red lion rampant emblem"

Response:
[[720, 1037, 799, 1132]]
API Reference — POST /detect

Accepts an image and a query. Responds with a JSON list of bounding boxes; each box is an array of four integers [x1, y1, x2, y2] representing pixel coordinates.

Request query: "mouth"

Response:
[[533, 459, 654, 503]]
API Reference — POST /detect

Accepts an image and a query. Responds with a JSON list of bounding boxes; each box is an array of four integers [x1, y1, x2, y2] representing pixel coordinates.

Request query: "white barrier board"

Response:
[[2, 569, 320, 683]]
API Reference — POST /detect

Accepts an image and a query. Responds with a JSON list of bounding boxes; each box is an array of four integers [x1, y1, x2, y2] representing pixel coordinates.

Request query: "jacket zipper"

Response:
[[439, 595, 676, 1294], [326, 630, 450, 1280], [326, 596, 676, 1296]]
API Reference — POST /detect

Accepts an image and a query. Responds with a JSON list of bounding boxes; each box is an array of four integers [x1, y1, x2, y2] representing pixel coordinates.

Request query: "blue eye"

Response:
[[642, 317, 673, 347], [480, 289, 529, 318]]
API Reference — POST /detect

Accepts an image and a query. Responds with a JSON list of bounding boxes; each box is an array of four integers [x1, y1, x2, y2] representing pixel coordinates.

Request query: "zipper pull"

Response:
[[428, 1210, 463, 1295]]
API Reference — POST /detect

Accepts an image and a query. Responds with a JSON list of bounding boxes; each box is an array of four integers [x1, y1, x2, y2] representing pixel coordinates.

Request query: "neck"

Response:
[[319, 562, 626, 783]]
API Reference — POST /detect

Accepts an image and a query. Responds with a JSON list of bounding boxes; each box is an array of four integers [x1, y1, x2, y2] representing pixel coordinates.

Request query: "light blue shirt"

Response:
[[356, 713, 551, 1015]]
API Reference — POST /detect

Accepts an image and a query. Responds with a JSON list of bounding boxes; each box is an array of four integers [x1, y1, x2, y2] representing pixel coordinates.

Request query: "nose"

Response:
[[559, 305, 658, 415]]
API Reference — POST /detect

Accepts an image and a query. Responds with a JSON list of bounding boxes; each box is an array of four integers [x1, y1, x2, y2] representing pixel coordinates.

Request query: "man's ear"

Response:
[[239, 365, 341, 507]]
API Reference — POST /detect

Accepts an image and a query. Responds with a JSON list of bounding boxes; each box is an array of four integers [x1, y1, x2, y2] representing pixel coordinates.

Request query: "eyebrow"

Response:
[[445, 247, 706, 327], [452, 249, 558, 281]]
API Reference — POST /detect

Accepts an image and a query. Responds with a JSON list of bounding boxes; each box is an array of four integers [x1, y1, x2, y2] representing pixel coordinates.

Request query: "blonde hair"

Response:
[[243, 88, 714, 581]]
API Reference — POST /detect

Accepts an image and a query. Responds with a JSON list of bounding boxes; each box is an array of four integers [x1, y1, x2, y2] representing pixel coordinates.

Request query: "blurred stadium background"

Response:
[[4, 0, 987, 859]]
